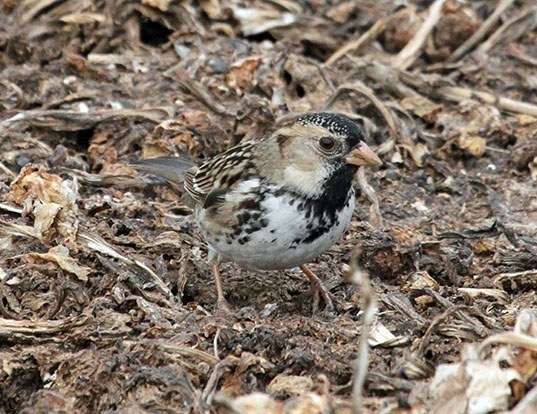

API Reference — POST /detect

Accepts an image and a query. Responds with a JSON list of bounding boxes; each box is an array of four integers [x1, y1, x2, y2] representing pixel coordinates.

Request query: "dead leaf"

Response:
[[200, 0, 222, 19], [268, 375, 313, 397], [7, 165, 78, 241], [405, 271, 440, 291], [458, 134, 487, 157], [226, 56, 262, 95], [401, 95, 443, 123], [32, 201, 61, 237], [430, 347, 520, 414], [231, 7, 296, 36], [26, 245, 91, 282], [141, 0, 171, 12]]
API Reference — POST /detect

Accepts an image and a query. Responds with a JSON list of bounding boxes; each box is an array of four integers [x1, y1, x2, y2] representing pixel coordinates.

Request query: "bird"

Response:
[[132, 112, 382, 314]]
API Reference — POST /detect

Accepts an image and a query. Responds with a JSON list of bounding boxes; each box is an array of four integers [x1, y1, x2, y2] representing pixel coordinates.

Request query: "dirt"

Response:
[[1, 1, 537, 413]]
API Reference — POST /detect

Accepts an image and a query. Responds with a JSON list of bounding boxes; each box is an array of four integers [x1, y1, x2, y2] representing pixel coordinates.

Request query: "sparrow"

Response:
[[132, 112, 382, 314]]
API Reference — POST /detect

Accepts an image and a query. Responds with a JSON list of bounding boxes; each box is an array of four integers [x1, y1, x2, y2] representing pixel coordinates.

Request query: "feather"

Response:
[[130, 157, 195, 184]]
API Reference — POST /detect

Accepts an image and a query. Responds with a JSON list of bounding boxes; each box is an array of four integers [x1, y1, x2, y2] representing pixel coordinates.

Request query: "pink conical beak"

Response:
[[345, 141, 382, 167]]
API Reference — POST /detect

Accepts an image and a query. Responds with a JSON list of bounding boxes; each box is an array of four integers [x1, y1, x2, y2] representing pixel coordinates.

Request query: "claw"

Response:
[[300, 265, 336, 314]]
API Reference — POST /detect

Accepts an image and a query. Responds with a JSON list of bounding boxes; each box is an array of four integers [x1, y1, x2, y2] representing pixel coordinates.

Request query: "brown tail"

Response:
[[130, 157, 195, 184]]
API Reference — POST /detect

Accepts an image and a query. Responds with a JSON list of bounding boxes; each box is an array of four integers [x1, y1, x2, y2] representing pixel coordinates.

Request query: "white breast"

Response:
[[197, 180, 355, 271]]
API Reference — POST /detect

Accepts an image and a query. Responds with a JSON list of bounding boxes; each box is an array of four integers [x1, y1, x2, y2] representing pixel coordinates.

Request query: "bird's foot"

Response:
[[311, 282, 336, 315], [300, 265, 336, 316]]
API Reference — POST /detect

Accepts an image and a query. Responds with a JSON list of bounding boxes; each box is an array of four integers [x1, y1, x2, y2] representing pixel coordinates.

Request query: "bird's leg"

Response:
[[212, 262, 231, 313], [299, 264, 335, 313], [208, 250, 231, 314]]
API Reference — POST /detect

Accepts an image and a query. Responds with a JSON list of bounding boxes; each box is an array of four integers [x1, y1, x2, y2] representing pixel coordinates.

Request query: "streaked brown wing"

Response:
[[183, 141, 256, 205]]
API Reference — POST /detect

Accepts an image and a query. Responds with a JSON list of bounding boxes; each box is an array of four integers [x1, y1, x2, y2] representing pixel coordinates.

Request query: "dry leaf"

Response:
[[231, 7, 296, 36], [283, 393, 330, 414], [402, 142, 430, 167], [32, 201, 61, 237], [369, 320, 409, 347], [7, 165, 78, 241], [401, 95, 443, 123], [458, 288, 508, 302], [226, 56, 262, 95], [405, 271, 440, 291], [268, 375, 313, 397], [458, 134, 487, 157], [200, 0, 222, 19], [26, 245, 91, 282], [141, 0, 171, 12], [222, 392, 282, 414], [430, 347, 520, 414]]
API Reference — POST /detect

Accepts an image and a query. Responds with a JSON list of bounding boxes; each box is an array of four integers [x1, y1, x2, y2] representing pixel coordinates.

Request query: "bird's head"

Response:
[[258, 112, 382, 199]]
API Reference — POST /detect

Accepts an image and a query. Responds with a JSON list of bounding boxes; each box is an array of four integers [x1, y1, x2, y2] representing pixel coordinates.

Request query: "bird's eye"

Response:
[[319, 136, 336, 151]]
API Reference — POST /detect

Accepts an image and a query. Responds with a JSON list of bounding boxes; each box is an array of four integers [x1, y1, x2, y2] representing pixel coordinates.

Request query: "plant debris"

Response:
[[1, 0, 537, 413]]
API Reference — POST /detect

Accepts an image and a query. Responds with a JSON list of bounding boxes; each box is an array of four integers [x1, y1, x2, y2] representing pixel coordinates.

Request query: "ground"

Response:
[[1, 1, 537, 413]]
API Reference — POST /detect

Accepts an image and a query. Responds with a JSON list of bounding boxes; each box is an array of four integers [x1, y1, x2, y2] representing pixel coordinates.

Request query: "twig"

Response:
[[508, 43, 537, 67], [357, 168, 383, 229], [447, 0, 516, 62], [349, 257, 377, 414], [1, 108, 172, 131], [437, 85, 537, 117], [391, 0, 446, 70], [325, 18, 386, 67], [0, 314, 89, 336], [0, 161, 15, 177], [202, 356, 239, 404], [474, 6, 537, 57], [494, 269, 537, 288], [176, 77, 236, 116], [374, 62, 537, 117], [417, 305, 472, 355], [478, 331, 537, 355], [323, 82, 400, 142], [79, 231, 176, 303]]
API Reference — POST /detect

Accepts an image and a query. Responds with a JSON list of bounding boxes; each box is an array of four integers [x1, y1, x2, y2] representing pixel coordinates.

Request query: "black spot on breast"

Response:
[[302, 226, 330, 243], [237, 211, 251, 225], [238, 236, 250, 245], [239, 198, 260, 210], [270, 229, 276, 234], [271, 238, 277, 243], [246, 225, 261, 234]]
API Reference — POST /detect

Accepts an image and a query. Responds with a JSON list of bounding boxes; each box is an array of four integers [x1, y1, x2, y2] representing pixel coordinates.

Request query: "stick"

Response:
[[391, 0, 446, 70], [323, 82, 400, 142], [437, 85, 537, 117], [474, 6, 537, 57], [357, 168, 383, 229], [447, 0, 516, 62], [349, 259, 377, 414], [508, 43, 537, 67], [365, 60, 537, 118], [325, 19, 386, 67]]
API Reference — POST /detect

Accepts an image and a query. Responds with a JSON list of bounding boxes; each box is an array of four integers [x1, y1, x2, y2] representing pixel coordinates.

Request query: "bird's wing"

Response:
[[184, 141, 256, 205]]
